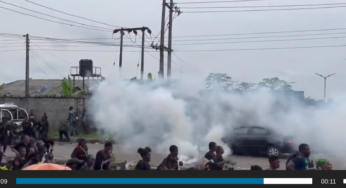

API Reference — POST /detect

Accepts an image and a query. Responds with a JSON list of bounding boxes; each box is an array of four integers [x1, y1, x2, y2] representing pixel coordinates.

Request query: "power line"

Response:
[[177, 0, 262, 4], [180, 2, 346, 9], [174, 44, 346, 52], [30, 53, 49, 78], [32, 49, 152, 52], [0, 1, 113, 31], [183, 5, 346, 13], [171, 28, 346, 38], [0, 49, 23, 52], [25, 0, 122, 28], [172, 35, 346, 45], [33, 45, 74, 65], [0, 6, 112, 32], [31, 50, 65, 77], [172, 52, 200, 75]]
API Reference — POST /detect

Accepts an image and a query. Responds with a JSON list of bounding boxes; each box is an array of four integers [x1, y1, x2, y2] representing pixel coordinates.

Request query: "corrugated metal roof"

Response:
[[1, 79, 99, 96]]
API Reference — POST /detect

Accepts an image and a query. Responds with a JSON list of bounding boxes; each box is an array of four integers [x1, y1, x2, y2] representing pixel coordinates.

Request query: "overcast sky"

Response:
[[1, 0, 346, 99]]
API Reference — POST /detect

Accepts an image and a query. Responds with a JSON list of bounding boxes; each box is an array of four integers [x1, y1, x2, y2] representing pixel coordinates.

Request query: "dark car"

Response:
[[223, 126, 294, 157]]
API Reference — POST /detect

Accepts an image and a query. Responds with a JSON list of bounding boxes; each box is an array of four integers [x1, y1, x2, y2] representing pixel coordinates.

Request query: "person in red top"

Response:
[[70, 138, 88, 170]]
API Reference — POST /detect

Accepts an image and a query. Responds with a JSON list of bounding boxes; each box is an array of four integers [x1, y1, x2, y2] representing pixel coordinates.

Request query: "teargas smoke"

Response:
[[90, 73, 346, 166]]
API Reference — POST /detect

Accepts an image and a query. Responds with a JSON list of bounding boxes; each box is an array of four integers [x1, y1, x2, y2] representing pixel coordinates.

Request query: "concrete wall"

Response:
[[0, 97, 86, 129]]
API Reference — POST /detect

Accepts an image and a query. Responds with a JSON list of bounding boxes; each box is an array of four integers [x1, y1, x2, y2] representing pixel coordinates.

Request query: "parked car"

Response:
[[223, 126, 294, 157]]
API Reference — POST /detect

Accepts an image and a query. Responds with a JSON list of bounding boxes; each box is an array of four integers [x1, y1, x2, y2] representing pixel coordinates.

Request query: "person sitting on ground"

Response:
[[266, 156, 280, 170], [71, 138, 88, 170], [11, 135, 31, 160], [94, 142, 113, 170], [65, 159, 79, 170], [0, 160, 13, 170], [157, 145, 180, 170], [286, 143, 313, 170], [250, 165, 263, 170], [215, 146, 226, 170], [316, 159, 332, 170], [135, 147, 151, 170], [12, 146, 26, 170], [80, 155, 95, 170], [205, 142, 218, 170], [42, 135, 54, 154]]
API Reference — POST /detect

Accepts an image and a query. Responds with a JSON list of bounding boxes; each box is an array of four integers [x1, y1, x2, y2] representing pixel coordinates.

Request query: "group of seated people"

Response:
[[0, 136, 333, 171]]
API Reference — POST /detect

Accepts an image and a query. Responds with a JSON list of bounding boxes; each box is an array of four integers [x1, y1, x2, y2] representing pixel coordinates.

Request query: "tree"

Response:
[[205, 73, 232, 90], [0, 83, 4, 94], [257, 77, 292, 90], [147, 73, 153, 80], [237, 82, 257, 90], [46, 76, 86, 97]]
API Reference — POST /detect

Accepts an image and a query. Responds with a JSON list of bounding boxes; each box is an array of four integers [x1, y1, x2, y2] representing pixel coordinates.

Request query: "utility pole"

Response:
[[140, 27, 145, 80], [159, 0, 166, 79], [166, 0, 174, 80], [118, 28, 124, 70], [315, 73, 336, 102], [113, 27, 151, 80], [24, 34, 29, 97]]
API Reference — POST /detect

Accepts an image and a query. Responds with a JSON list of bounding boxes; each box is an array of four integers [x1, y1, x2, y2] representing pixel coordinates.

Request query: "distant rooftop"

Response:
[[1, 79, 100, 97]]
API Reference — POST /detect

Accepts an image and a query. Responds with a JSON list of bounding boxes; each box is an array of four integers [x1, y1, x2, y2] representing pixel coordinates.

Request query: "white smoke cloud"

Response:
[[90, 72, 346, 167]]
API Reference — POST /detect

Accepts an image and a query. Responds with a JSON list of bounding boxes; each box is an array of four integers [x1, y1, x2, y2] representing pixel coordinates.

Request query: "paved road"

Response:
[[4, 142, 343, 170]]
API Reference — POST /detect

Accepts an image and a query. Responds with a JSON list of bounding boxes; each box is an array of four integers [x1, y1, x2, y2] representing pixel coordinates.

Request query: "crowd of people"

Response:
[[0, 107, 333, 171]]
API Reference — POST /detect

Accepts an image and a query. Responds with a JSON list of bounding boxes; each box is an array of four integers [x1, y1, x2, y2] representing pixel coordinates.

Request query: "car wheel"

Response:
[[267, 146, 280, 157]]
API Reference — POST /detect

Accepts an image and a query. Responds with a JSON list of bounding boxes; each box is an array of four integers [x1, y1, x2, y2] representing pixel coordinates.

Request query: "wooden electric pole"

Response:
[[113, 27, 151, 80], [24, 34, 30, 97], [159, 0, 166, 79], [166, 0, 174, 80], [118, 28, 124, 70], [140, 27, 146, 80]]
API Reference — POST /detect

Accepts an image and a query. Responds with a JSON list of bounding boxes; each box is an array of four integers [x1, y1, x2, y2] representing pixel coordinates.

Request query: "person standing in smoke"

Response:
[[135, 147, 151, 170], [286, 143, 313, 170], [157, 145, 180, 170], [204, 142, 218, 170]]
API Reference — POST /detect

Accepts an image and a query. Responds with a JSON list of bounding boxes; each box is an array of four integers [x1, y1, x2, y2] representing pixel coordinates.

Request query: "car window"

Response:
[[234, 128, 249, 135], [248, 127, 268, 135]]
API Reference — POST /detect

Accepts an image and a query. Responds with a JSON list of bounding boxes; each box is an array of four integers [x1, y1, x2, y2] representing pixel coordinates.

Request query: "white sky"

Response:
[[1, 0, 346, 99]]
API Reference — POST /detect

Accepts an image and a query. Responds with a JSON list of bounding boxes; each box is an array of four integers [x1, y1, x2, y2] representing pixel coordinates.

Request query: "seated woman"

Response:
[[135, 147, 151, 170], [316, 159, 332, 170], [70, 139, 88, 170], [94, 142, 113, 170], [215, 146, 225, 170], [157, 145, 179, 170]]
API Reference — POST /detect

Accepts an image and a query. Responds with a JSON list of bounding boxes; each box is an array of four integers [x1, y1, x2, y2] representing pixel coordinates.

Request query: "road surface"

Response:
[[3, 142, 344, 170]]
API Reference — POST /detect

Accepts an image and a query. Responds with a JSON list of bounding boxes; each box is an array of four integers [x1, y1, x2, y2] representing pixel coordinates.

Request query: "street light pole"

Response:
[[315, 73, 336, 101]]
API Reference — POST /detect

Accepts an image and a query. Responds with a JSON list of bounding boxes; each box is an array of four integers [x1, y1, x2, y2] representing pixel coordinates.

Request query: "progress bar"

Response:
[[16, 178, 313, 184]]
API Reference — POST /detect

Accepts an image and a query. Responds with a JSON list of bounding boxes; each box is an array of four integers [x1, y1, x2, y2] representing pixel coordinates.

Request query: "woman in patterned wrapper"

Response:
[[135, 147, 151, 170]]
